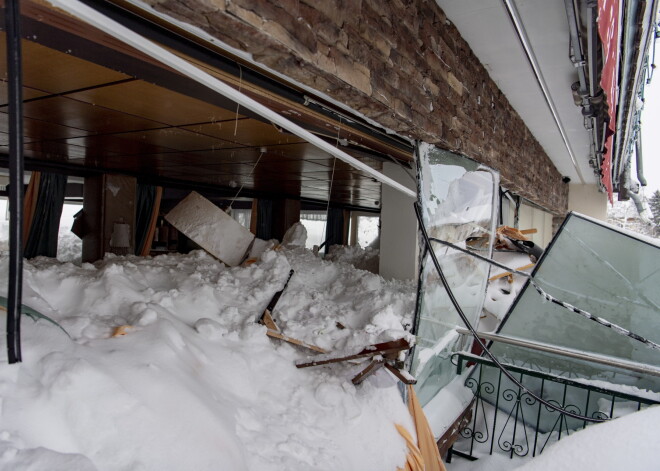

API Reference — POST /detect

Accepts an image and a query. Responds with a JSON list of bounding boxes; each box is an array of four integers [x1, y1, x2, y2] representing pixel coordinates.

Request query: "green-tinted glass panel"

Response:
[[492, 213, 660, 391]]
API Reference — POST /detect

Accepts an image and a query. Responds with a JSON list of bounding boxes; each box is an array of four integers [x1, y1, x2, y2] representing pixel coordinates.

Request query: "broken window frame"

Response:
[[489, 212, 660, 391], [410, 142, 500, 406]]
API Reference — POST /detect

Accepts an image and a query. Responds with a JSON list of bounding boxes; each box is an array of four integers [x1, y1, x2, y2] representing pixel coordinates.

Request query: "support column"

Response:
[[271, 198, 301, 241], [82, 174, 137, 262], [379, 162, 418, 280]]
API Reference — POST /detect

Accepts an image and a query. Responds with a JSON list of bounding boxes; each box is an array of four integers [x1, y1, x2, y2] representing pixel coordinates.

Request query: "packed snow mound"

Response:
[[325, 244, 380, 274], [515, 405, 660, 471], [0, 248, 415, 471], [281, 222, 307, 249]]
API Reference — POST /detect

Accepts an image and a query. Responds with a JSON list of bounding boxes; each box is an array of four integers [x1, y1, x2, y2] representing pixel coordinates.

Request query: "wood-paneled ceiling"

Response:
[[0, 1, 413, 209]]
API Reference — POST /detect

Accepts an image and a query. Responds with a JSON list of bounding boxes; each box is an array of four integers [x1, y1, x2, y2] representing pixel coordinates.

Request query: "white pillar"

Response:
[[379, 162, 418, 280], [568, 184, 608, 220]]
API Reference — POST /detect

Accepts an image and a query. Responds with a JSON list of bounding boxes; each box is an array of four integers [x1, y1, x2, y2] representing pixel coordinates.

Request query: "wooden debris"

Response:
[[296, 338, 411, 368], [437, 399, 475, 458], [112, 325, 133, 337], [488, 262, 535, 282], [352, 357, 385, 384], [258, 271, 327, 354], [265, 329, 328, 354], [497, 226, 531, 241], [262, 310, 279, 331], [384, 363, 417, 384], [296, 337, 416, 386]]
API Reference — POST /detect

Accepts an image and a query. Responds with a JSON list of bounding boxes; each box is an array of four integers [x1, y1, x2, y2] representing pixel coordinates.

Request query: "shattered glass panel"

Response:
[[412, 143, 499, 406], [492, 213, 660, 391]]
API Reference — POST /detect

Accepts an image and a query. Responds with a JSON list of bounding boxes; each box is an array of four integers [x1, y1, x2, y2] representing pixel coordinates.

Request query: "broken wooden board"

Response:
[[265, 329, 328, 354], [352, 357, 385, 385], [165, 191, 254, 267], [296, 338, 411, 368], [262, 310, 279, 331], [257, 269, 327, 353], [488, 262, 536, 282], [384, 363, 417, 384]]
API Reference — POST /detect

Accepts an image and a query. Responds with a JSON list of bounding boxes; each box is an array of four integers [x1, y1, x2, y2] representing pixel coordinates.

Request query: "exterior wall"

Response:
[[517, 203, 554, 248], [502, 197, 554, 248], [568, 184, 608, 221], [145, 0, 568, 214]]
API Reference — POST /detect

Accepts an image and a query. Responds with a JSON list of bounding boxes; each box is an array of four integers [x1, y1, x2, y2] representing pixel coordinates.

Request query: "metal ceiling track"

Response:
[[502, 0, 586, 184]]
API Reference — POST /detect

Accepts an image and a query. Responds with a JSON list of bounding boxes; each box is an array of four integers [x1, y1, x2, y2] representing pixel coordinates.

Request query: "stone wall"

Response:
[[145, 0, 568, 214]]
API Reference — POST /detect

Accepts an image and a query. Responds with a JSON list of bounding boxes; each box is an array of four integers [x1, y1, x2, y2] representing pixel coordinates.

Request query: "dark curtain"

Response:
[[24, 173, 66, 258], [324, 206, 344, 254], [135, 184, 157, 255], [256, 199, 273, 240]]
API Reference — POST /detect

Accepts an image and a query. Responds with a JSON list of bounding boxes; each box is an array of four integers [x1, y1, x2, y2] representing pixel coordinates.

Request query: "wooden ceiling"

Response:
[[0, 1, 413, 209]]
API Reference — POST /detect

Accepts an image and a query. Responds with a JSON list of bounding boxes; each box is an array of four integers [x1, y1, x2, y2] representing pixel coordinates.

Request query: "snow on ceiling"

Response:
[[435, 0, 595, 185]]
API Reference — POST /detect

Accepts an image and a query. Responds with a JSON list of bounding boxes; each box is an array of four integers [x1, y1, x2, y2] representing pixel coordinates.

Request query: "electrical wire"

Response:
[[227, 151, 264, 211]]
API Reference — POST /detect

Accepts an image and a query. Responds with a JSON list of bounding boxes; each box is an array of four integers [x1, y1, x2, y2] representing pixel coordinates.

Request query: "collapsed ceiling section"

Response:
[[0, 0, 414, 210]]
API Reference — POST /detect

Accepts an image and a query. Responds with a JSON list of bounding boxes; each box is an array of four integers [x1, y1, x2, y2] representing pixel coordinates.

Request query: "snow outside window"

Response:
[[58, 202, 83, 263], [300, 211, 327, 249], [0, 197, 8, 252]]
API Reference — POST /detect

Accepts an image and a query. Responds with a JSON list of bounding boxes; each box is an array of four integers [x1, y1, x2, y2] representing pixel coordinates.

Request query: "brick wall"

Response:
[[144, 0, 568, 214]]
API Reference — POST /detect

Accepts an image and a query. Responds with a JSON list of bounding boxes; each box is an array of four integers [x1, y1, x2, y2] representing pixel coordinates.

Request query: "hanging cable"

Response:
[[233, 64, 243, 137], [414, 202, 606, 423], [320, 119, 341, 248], [227, 151, 264, 212], [5, 0, 24, 364]]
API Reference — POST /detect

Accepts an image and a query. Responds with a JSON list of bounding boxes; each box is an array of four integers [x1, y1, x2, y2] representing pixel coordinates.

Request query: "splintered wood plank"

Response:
[[266, 329, 328, 354], [351, 358, 384, 385], [262, 310, 279, 332], [384, 363, 417, 384], [296, 338, 411, 368], [488, 263, 535, 282]]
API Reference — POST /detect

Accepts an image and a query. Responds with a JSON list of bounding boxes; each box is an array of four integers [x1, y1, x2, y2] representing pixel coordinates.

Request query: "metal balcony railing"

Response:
[[450, 352, 660, 460]]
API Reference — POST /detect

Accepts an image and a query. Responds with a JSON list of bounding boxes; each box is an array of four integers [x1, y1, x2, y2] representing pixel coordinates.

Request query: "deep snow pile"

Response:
[[514, 405, 660, 471], [324, 244, 380, 275], [0, 247, 416, 470]]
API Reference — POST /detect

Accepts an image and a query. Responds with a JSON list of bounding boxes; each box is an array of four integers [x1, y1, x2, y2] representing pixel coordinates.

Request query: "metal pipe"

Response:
[[47, 0, 417, 199], [502, 0, 586, 183], [564, 0, 589, 95], [5, 0, 24, 364], [635, 134, 648, 186], [586, 1, 598, 99], [456, 328, 660, 377]]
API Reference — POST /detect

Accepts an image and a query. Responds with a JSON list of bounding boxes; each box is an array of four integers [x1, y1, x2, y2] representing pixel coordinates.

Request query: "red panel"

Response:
[[598, 0, 620, 203]]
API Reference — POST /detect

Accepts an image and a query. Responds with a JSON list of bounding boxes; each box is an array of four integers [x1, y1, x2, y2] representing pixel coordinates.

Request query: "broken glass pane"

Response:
[[492, 213, 660, 392], [412, 143, 499, 406]]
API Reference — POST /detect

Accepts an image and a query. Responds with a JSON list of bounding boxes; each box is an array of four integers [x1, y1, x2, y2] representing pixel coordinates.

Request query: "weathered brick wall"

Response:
[[145, 0, 568, 214]]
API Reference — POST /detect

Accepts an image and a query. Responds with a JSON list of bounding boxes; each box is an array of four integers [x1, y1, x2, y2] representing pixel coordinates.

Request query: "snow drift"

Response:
[[0, 247, 416, 470]]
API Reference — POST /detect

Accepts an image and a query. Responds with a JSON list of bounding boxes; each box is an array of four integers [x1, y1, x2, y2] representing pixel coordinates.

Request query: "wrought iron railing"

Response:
[[450, 352, 660, 460]]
